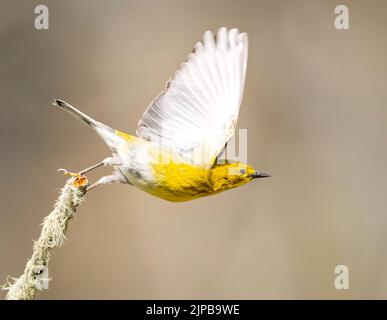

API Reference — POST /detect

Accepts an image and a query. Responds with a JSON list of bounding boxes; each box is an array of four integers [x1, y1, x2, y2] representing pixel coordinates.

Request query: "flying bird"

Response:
[[54, 27, 269, 202]]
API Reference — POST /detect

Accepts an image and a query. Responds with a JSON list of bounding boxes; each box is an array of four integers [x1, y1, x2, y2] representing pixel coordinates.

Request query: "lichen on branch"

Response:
[[3, 176, 88, 300]]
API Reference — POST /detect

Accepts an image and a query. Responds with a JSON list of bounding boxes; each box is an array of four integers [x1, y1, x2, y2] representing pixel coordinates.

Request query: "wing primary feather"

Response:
[[137, 28, 248, 166]]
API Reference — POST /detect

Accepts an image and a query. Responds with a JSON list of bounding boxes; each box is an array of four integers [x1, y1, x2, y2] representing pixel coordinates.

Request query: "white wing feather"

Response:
[[137, 27, 248, 166]]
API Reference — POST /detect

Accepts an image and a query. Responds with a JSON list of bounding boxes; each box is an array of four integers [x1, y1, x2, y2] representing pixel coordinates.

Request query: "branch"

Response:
[[3, 176, 88, 300]]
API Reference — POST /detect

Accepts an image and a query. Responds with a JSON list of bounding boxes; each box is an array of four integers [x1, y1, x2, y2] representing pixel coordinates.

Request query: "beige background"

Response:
[[1, 0, 387, 299]]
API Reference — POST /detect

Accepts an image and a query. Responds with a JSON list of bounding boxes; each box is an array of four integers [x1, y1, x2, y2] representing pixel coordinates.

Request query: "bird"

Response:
[[53, 27, 270, 202]]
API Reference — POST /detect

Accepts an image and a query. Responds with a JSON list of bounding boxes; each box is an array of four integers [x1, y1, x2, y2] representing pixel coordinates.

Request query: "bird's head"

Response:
[[210, 162, 270, 192]]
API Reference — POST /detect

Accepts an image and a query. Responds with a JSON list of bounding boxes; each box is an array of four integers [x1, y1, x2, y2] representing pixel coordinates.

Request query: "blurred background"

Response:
[[1, 0, 387, 299]]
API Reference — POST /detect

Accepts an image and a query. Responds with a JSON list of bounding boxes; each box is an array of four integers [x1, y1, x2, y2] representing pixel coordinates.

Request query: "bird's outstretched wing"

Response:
[[137, 27, 248, 166]]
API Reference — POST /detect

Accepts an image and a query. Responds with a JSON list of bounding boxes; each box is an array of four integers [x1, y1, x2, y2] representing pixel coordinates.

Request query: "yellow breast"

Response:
[[113, 130, 221, 202], [149, 162, 213, 202]]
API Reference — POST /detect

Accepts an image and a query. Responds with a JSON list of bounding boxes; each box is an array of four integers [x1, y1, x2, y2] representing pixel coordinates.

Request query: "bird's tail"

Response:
[[54, 99, 106, 129], [53, 99, 122, 151]]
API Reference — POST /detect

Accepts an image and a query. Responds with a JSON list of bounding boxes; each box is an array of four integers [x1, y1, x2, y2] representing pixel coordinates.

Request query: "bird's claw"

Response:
[[57, 168, 81, 178], [57, 169, 88, 188]]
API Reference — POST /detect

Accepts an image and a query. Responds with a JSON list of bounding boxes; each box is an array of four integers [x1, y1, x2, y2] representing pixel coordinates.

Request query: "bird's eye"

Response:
[[239, 168, 246, 175]]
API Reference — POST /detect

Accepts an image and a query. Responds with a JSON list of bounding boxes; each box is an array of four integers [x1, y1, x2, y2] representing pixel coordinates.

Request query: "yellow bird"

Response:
[[54, 27, 270, 202]]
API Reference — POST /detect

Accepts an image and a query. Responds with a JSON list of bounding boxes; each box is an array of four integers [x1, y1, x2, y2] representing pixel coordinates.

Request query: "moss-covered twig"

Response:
[[3, 176, 88, 300]]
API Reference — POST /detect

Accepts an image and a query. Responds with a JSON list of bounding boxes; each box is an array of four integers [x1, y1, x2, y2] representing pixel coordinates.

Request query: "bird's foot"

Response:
[[58, 169, 88, 188], [58, 168, 81, 177]]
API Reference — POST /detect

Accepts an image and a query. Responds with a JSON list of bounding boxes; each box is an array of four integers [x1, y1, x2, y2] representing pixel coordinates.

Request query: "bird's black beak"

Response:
[[251, 171, 271, 179]]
